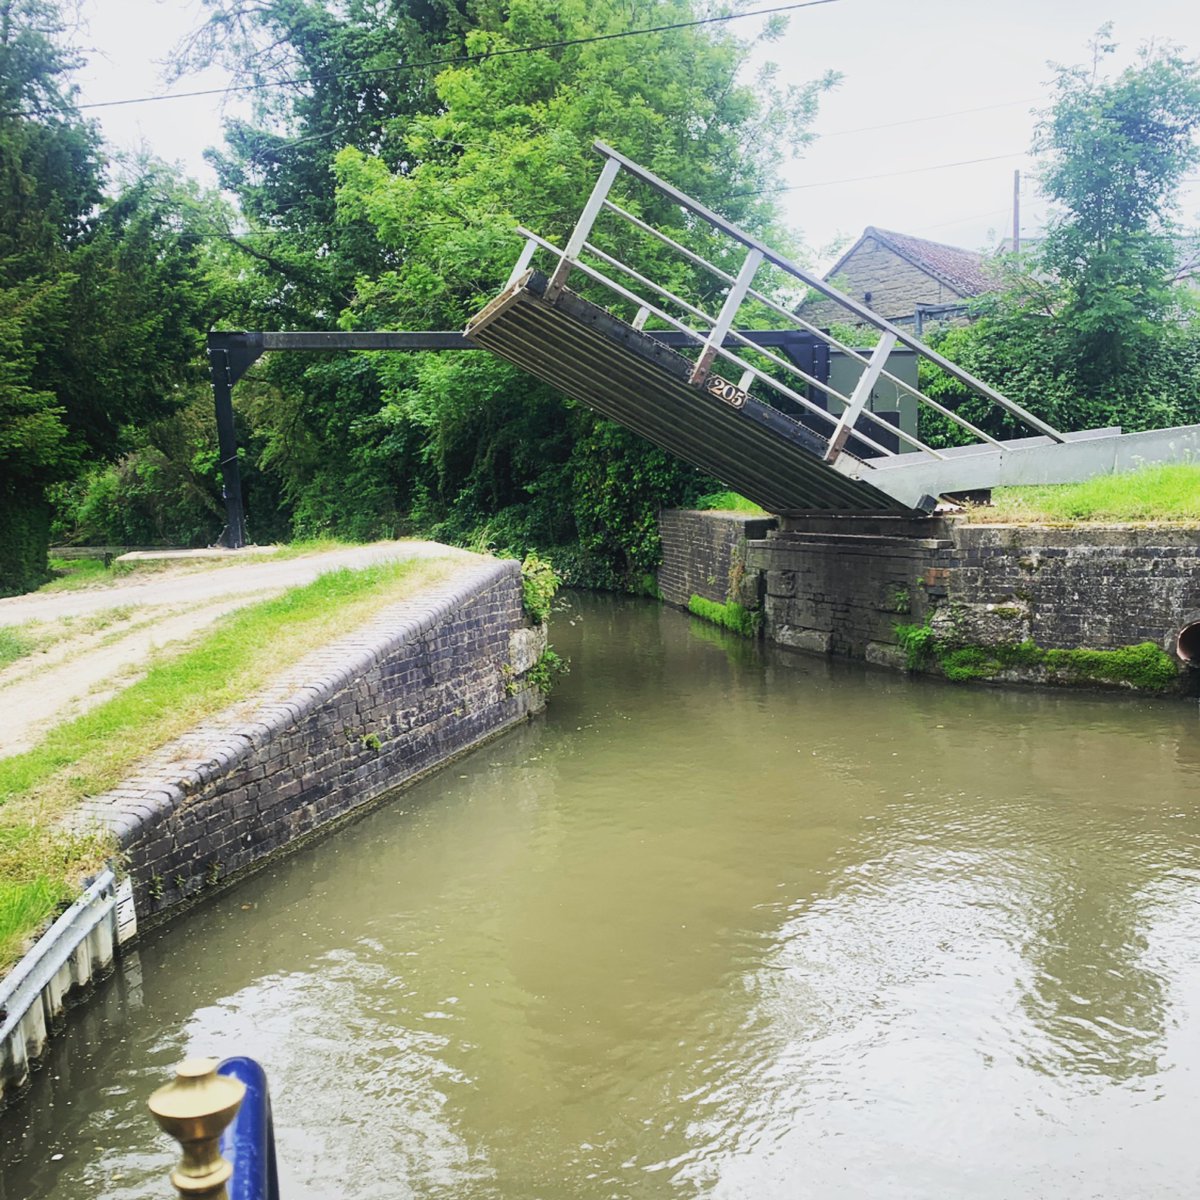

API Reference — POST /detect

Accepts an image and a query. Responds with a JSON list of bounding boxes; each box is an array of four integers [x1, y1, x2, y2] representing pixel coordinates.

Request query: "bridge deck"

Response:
[[467, 271, 913, 516]]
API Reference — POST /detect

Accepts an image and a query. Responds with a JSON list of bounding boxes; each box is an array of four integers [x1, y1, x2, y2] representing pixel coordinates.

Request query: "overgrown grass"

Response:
[[973, 463, 1200, 524], [0, 556, 455, 971], [692, 491, 769, 515], [688, 594, 762, 638], [0, 876, 62, 961], [39, 555, 114, 592], [0, 627, 36, 669]]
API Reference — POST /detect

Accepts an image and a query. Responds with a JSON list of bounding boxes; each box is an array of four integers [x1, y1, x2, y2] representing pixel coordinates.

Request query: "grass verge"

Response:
[[38, 556, 114, 592], [36, 538, 365, 595], [971, 463, 1200, 524], [693, 490, 769, 515], [0, 556, 456, 972], [0, 627, 36, 669]]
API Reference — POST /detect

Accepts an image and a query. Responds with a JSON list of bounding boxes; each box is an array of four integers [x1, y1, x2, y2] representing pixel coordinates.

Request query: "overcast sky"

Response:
[[74, 0, 1200, 268]]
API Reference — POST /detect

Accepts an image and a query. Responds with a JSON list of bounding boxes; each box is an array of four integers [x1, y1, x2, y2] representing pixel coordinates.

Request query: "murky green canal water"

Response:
[[4, 593, 1200, 1199]]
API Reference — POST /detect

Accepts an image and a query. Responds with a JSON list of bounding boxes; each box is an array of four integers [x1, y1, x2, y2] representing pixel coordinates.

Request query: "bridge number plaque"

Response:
[[704, 375, 750, 409]]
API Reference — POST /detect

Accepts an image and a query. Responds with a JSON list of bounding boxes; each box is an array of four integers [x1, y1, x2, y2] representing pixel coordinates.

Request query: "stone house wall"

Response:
[[802, 237, 963, 327]]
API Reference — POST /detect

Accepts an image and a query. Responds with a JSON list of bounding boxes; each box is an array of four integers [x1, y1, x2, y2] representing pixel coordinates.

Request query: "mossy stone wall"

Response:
[[657, 510, 775, 612], [660, 511, 1200, 694]]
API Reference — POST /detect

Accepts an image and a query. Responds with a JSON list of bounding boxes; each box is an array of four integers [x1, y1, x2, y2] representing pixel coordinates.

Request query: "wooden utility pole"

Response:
[[1012, 169, 1021, 254]]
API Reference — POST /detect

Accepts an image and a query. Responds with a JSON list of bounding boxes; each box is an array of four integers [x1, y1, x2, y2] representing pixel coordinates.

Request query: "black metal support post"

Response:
[[209, 345, 250, 549], [205, 330, 476, 550]]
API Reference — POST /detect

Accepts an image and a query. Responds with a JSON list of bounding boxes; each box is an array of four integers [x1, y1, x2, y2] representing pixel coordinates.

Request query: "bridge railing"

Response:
[[508, 141, 1066, 467]]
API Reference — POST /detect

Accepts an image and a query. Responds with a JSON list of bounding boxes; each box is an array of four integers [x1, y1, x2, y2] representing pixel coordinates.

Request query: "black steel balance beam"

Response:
[[206, 328, 827, 548]]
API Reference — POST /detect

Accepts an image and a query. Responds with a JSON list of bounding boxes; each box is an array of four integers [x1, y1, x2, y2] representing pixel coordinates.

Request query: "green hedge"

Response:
[[0, 492, 51, 596]]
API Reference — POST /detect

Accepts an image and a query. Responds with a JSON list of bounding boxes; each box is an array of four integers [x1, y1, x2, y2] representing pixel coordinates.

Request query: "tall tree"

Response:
[[0, 0, 101, 589], [923, 33, 1200, 443], [1035, 27, 1200, 387], [178, 0, 833, 581], [171, 0, 473, 323], [0, 1, 220, 590]]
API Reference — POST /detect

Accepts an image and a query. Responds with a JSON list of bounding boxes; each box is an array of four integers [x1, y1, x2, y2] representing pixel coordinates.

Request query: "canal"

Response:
[[3, 592, 1200, 1198]]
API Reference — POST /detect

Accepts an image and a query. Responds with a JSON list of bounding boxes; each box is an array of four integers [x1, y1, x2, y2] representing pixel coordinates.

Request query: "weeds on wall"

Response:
[[520, 552, 562, 624], [895, 614, 1178, 692], [688, 595, 762, 639], [528, 648, 569, 697]]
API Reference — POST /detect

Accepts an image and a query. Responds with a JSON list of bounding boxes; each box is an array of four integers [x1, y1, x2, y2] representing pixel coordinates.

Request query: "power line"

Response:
[[67, 0, 839, 115], [821, 98, 1036, 138], [723, 151, 1028, 198], [910, 207, 1012, 234]]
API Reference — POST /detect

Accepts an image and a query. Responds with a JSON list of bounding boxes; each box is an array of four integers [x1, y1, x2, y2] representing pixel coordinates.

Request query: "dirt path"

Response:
[[0, 541, 470, 759]]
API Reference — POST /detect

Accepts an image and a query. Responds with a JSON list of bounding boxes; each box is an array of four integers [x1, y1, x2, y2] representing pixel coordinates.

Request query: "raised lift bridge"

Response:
[[465, 142, 1200, 516], [208, 142, 1200, 545]]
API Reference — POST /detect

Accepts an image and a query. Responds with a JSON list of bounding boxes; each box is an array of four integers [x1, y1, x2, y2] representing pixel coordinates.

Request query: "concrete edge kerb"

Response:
[[75, 555, 517, 848]]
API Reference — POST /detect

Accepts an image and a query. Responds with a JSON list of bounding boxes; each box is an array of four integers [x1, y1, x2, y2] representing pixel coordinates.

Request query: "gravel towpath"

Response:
[[0, 541, 469, 759]]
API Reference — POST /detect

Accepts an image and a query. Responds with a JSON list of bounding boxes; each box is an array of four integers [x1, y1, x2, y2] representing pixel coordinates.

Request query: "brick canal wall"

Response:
[[75, 556, 546, 929], [659, 510, 1200, 690], [657, 509, 777, 609]]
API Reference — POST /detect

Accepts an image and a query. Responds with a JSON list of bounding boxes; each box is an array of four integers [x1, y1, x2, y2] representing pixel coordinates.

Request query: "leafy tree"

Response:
[[171, 0, 473, 323], [922, 33, 1200, 445], [0, 0, 101, 588], [0, 0, 225, 587], [43, 158, 219, 458], [1036, 27, 1200, 387], [182, 0, 832, 582]]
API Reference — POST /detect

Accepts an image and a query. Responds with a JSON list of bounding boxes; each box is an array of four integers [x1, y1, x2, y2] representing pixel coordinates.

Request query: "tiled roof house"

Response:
[[801, 226, 1002, 328]]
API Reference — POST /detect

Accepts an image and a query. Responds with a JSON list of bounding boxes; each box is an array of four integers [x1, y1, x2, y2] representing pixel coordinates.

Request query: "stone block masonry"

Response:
[[73, 556, 546, 929], [657, 509, 776, 610], [947, 525, 1200, 652], [660, 509, 1200, 693], [750, 519, 949, 660]]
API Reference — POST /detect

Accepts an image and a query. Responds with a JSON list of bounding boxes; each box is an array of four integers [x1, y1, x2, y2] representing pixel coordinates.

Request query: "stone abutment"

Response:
[[659, 510, 1200, 693]]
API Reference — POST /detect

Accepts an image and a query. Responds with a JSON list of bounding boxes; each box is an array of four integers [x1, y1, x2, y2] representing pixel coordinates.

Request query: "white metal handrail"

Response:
[[523, 224, 944, 459], [516, 226, 903, 459], [603, 194, 1001, 443], [579, 237, 863, 411], [590, 140, 1065, 444], [511, 142, 1066, 465]]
